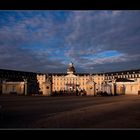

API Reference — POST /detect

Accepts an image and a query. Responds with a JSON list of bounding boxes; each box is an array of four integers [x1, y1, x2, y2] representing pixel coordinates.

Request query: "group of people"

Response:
[[52, 89, 87, 96], [76, 89, 87, 96]]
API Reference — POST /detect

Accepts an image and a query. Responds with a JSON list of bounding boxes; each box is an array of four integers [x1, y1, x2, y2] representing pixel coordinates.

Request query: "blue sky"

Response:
[[0, 10, 140, 73]]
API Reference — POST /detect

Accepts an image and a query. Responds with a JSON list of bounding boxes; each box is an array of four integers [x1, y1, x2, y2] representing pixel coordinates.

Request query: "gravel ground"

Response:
[[0, 95, 140, 129]]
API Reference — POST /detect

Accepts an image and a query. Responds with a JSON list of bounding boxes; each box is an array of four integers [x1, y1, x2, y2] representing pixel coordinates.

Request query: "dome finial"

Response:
[[69, 61, 73, 66], [67, 62, 75, 74]]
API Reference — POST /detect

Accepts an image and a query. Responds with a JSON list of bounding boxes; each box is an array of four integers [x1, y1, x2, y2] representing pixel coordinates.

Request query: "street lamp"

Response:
[[23, 77, 28, 96]]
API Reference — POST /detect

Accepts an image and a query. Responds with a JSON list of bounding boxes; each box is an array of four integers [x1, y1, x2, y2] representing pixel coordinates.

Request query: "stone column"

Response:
[[49, 83, 52, 96], [112, 79, 116, 95], [93, 83, 96, 96]]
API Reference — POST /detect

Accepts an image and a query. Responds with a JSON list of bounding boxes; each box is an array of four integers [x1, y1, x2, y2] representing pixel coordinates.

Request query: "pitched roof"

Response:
[[116, 78, 135, 82]]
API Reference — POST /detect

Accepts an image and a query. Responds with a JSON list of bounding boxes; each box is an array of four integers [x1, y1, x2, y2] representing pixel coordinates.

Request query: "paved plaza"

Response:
[[0, 95, 140, 129]]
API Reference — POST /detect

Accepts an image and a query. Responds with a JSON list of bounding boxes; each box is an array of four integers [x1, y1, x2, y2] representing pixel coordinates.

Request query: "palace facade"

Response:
[[0, 63, 140, 96], [37, 62, 140, 96]]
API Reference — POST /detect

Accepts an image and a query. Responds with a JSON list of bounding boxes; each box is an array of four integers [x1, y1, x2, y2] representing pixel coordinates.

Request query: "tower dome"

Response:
[[67, 62, 76, 74]]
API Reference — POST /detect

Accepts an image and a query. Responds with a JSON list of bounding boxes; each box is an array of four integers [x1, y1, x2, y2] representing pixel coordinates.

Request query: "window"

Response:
[[131, 86, 133, 91], [13, 85, 16, 91], [5, 85, 8, 91]]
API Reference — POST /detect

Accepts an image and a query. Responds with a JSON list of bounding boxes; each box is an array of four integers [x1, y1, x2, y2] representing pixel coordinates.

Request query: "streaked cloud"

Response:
[[0, 10, 140, 73]]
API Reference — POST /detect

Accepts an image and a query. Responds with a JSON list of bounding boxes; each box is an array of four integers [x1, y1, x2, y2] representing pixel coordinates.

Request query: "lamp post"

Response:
[[23, 78, 27, 96]]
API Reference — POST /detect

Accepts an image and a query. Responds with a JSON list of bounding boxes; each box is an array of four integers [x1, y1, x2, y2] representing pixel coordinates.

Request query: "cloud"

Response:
[[63, 11, 140, 71], [0, 10, 140, 73]]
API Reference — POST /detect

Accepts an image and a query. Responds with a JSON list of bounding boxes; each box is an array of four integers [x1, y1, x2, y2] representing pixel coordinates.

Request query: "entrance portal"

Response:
[[65, 83, 79, 91]]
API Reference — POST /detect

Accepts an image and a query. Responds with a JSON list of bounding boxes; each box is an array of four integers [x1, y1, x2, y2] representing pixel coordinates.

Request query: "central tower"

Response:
[[67, 62, 76, 75]]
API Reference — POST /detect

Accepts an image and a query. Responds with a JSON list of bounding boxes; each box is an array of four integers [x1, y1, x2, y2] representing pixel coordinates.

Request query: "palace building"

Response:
[[37, 62, 140, 96], [51, 62, 90, 93], [0, 69, 39, 96], [0, 63, 140, 96]]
